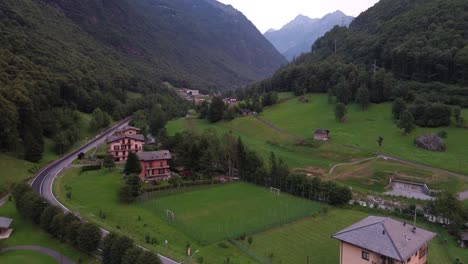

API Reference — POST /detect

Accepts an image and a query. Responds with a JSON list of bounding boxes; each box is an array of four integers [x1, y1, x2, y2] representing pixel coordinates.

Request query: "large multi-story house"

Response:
[[136, 150, 172, 182], [332, 216, 435, 264], [107, 126, 145, 162]]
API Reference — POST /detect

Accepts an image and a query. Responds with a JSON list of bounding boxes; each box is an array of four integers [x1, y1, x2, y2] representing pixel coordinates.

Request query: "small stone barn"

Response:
[[314, 129, 330, 141]]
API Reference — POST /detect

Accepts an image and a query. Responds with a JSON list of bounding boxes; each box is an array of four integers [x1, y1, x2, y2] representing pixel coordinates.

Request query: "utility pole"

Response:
[[413, 207, 417, 227], [373, 59, 378, 73]]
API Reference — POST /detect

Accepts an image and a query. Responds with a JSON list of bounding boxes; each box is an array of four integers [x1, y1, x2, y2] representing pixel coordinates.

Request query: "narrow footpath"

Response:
[[1, 246, 74, 264]]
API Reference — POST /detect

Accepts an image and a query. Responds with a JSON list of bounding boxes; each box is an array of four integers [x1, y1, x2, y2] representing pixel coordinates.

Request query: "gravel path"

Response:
[[328, 156, 379, 174], [1, 245, 75, 264]]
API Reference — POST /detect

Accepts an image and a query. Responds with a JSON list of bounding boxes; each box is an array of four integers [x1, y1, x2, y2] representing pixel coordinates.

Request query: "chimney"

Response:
[[403, 222, 406, 226], [382, 230, 386, 235], [412, 227, 416, 233]]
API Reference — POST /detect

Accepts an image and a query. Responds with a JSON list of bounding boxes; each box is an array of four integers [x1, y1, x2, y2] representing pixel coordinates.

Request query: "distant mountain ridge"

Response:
[[265, 11, 354, 61]]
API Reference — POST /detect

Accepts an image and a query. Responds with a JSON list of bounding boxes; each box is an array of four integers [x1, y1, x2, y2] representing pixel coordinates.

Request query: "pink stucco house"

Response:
[[107, 126, 145, 162], [136, 150, 172, 182], [332, 216, 435, 264]]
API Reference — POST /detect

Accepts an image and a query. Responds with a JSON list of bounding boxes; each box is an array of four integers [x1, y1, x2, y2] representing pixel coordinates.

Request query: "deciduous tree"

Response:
[[334, 102, 347, 122]]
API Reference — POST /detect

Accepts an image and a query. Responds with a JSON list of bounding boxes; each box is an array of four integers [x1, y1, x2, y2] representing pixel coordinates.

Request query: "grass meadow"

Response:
[[166, 116, 372, 169], [54, 168, 258, 264], [0, 200, 98, 263], [258, 94, 468, 174], [328, 159, 468, 194], [144, 182, 322, 245], [54, 167, 465, 264]]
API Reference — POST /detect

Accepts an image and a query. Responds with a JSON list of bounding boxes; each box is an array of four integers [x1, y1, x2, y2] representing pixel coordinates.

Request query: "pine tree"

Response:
[[334, 102, 347, 122], [208, 97, 225, 123], [122, 247, 143, 264], [110, 236, 134, 264], [398, 110, 415, 134], [356, 85, 370, 110], [126, 175, 141, 198], [77, 223, 101, 252], [149, 105, 166, 137], [392, 98, 406, 119], [124, 152, 142, 175]]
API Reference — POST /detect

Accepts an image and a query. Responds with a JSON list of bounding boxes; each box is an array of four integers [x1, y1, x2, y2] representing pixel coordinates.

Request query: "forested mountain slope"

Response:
[[0, 0, 285, 162], [254, 0, 468, 106]]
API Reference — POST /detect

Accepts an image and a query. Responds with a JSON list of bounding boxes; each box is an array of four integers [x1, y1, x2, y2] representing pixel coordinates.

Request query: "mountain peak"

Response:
[[331, 10, 345, 16], [264, 11, 354, 60]]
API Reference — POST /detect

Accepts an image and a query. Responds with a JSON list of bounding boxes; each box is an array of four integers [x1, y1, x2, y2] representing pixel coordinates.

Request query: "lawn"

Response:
[[0, 201, 98, 264], [143, 182, 322, 245], [54, 168, 258, 264], [258, 94, 468, 174], [249, 209, 455, 264], [166, 116, 372, 169], [0, 250, 57, 264], [54, 167, 465, 264], [328, 159, 468, 194]]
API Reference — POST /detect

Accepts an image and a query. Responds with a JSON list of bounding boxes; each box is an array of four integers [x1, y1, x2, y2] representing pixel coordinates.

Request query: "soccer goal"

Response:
[[166, 209, 175, 222], [270, 187, 280, 196]]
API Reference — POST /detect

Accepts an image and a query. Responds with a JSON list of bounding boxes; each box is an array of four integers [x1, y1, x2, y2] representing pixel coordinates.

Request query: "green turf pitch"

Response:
[[142, 182, 322, 245]]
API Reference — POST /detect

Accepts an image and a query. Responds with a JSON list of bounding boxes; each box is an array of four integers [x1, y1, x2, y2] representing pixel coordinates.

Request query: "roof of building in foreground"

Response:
[[332, 216, 436, 262], [0, 217, 13, 229], [137, 150, 172, 161]]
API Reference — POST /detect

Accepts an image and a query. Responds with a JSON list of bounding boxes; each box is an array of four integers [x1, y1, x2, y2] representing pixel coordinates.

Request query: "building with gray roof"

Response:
[[332, 216, 436, 264]]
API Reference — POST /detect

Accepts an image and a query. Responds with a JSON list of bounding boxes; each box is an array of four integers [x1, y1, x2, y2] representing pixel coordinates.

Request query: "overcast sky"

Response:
[[217, 0, 380, 33]]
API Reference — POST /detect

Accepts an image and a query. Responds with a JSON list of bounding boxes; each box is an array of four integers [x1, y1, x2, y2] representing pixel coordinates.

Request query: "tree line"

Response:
[[196, 92, 280, 124], [236, 0, 467, 127], [13, 184, 101, 254], [162, 130, 352, 206], [12, 183, 162, 263]]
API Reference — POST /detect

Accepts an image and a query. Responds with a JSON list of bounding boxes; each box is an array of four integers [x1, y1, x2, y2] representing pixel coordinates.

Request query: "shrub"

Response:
[[80, 164, 101, 173], [437, 130, 448, 139], [218, 242, 229, 249]]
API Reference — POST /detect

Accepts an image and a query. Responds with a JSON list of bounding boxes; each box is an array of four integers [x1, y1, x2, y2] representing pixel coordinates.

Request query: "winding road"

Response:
[[30, 117, 180, 264]]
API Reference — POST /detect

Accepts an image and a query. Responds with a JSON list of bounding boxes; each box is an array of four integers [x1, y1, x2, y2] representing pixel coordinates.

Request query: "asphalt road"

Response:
[[30, 117, 180, 264]]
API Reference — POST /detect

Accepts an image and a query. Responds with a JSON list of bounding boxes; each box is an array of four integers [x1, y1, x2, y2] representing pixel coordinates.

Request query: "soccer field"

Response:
[[142, 182, 322, 245]]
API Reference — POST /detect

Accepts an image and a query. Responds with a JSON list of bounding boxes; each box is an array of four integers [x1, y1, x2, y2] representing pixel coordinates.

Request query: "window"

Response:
[[160, 161, 163, 167], [419, 246, 427, 259], [362, 251, 369, 261], [159, 169, 165, 175]]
